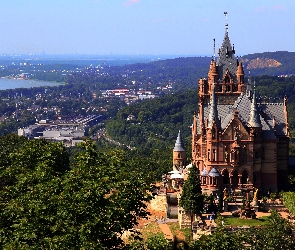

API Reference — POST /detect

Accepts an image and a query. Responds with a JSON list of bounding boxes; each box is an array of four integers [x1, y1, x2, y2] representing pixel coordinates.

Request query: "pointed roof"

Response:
[[208, 167, 220, 177], [208, 85, 219, 128], [248, 90, 262, 128], [217, 24, 237, 80], [173, 130, 185, 152], [200, 168, 208, 176]]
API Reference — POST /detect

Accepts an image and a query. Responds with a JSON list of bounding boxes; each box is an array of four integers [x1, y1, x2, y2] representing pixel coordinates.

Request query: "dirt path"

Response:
[[158, 223, 174, 241]]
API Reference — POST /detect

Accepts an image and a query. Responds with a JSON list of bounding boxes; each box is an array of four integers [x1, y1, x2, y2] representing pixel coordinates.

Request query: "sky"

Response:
[[0, 0, 294, 56]]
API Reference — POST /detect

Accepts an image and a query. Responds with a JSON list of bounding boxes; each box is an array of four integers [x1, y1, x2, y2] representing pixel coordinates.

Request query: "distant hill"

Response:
[[242, 51, 295, 76], [113, 51, 295, 90], [146, 51, 295, 78]]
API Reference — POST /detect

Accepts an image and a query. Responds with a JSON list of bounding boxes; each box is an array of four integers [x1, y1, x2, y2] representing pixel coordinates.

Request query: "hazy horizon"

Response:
[[0, 1, 294, 56]]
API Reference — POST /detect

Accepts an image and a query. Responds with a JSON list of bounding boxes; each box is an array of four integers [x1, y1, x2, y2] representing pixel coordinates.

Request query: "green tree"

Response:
[[190, 226, 243, 250], [55, 140, 153, 249], [179, 164, 204, 238], [0, 139, 69, 249], [0, 138, 153, 249]]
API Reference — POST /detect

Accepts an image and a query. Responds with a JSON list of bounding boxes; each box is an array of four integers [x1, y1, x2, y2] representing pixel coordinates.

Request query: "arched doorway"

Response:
[[242, 170, 249, 184], [232, 170, 239, 189], [222, 169, 230, 186]]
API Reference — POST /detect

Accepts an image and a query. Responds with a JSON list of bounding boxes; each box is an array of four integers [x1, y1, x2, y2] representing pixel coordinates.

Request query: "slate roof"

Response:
[[198, 93, 287, 139], [173, 130, 185, 152], [217, 30, 237, 80]]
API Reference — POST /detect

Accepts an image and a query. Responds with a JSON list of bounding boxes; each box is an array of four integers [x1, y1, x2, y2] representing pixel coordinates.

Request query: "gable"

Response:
[[221, 116, 249, 141]]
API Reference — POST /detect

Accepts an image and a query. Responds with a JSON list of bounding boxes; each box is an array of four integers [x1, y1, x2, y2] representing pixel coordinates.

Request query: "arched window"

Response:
[[243, 145, 247, 163], [213, 149, 216, 161], [242, 170, 248, 184], [223, 169, 230, 185]]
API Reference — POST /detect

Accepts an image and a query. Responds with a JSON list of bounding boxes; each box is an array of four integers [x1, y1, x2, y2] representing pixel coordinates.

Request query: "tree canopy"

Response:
[[179, 164, 204, 216], [0, 137, 153, 249]]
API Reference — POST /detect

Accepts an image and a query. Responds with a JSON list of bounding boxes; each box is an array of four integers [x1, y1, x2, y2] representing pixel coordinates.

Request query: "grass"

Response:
[[223, 216, 269, 227], [167, 222, 186, 241], [140, 222, 164, 241]]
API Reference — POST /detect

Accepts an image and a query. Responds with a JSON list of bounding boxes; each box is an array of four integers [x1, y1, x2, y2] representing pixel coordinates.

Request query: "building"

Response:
[[173, 130, 186, 170], [190, 19, 289, 195]]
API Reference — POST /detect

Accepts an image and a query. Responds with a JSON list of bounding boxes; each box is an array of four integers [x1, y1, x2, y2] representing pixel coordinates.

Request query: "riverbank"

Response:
[[0, 77, 63, 90]]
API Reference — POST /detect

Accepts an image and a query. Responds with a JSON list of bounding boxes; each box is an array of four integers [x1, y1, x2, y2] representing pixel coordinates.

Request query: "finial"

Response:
[[224, 11, 228, 32], [213, 38, 216, 61]]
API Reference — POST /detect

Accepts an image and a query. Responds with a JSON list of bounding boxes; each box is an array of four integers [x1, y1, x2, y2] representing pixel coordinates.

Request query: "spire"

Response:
[[213, 38, 216, 61], [246, 70, 252, 96], [224, 11, 228, 33], [248, 86, 262, 128], [173, 130, 185, 152], [217, 12, 237, 80], [208, 84, 219, 128], [237, 61, 244, 75]]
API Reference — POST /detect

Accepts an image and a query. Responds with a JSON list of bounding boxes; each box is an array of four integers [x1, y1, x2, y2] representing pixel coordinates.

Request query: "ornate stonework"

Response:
[[191, 23, 289, 194]]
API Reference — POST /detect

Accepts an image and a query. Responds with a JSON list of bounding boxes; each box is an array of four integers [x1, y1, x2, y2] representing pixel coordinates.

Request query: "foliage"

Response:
[[190, 211, 295, 250], [243, 210, 295, 250], [106, 88, 198, 148], [105, 89, 198, 180], [0, 138, 69, 249], [190, 226, 244, 250], [180, 164, 204, 216], [203, 194, 219, 214], [283, 192, 295, 215], [146, 235, 173, 250], [0, 137, 153, 249]]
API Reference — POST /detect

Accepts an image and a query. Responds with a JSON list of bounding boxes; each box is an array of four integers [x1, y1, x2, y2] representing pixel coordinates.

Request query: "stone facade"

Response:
[[190, 23, 289, 195]]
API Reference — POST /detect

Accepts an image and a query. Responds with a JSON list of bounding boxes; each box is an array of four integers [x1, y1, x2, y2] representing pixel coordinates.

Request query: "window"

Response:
[[213, 149, 216, 161]]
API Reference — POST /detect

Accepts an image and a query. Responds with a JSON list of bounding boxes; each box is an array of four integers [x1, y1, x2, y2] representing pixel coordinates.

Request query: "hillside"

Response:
[[242, 51, 295, 76], [105, 75, 295, 173]]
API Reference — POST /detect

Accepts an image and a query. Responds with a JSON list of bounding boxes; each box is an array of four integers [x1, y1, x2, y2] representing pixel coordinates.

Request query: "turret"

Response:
[[208, 84, 219, 129], [173, 131, 186, 170], [248, 90, 262, 128]]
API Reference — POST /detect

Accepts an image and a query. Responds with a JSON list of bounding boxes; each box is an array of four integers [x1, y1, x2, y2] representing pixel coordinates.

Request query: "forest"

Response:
[[1, 53, 295, 248], [1, 134, 295, 249], [105, 75, 295, 179]]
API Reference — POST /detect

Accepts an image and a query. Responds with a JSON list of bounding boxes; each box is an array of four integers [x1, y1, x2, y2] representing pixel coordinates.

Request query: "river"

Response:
[[0, 78, 62, 90]]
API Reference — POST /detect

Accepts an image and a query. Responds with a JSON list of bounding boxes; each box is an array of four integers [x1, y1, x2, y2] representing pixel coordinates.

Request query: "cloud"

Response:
[[124, 0, 141, 6], [271, 4, 287, 11], [254, 6, 266, 12]]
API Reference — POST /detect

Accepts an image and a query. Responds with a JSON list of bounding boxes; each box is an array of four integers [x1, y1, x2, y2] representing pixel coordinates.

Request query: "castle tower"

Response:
[[191, 13, 289, 194], [173, 130, 186, 170]]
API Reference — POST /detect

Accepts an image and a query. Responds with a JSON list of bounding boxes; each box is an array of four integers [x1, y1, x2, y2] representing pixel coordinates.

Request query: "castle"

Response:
[[173, 17, 289, 195]]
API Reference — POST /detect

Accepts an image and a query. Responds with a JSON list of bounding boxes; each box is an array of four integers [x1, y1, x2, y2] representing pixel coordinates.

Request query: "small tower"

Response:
[[173, 131, 186, 170]]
